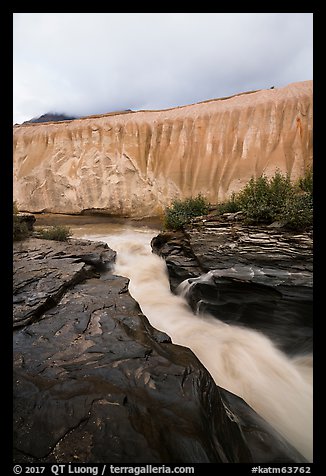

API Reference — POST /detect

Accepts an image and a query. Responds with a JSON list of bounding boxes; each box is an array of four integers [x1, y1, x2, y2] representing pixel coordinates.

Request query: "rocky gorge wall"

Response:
[[13, 237, 306, 463], [13, 81, 312, 217]]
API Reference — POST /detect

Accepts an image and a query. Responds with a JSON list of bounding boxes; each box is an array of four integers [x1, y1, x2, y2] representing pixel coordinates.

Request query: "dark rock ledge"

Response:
[[151, 219, 313, 357], [13, 238, 306, 463]]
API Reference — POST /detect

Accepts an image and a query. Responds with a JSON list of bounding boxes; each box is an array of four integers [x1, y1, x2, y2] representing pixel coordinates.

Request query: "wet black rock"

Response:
[[13, 238, 115, 328], [151, 231, 202, 291], [13, 238, 306, 463], [151, 221, 313, 357], [187, 219, 312, 276], [183, 274, 312, 356]]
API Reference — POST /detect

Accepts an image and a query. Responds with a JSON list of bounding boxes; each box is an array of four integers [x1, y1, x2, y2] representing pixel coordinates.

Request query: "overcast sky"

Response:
[[13, 13, 313, 124]]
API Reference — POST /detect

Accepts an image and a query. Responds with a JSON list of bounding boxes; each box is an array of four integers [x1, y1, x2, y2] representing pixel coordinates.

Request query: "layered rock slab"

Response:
[[13, 238, 305, 463], [151, 220, 313, 356]]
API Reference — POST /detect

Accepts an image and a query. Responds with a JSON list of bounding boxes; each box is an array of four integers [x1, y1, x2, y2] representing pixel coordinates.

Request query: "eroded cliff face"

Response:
[[13, 81, 312, 216]]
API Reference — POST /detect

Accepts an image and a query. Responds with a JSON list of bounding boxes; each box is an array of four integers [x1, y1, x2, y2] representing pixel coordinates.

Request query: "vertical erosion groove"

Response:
[[13, 81, 312, 216]]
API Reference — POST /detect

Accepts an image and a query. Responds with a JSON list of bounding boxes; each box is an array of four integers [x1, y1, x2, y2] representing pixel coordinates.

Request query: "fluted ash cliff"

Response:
[[13, 81, 312, 217]]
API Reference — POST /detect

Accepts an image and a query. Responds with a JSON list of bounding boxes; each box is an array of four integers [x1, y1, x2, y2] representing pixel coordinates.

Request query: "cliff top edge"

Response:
[[14, 80, 312, 129]]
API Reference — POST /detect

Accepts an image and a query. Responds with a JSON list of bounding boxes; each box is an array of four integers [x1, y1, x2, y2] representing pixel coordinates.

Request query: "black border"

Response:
[[8, 8, 319, 472]]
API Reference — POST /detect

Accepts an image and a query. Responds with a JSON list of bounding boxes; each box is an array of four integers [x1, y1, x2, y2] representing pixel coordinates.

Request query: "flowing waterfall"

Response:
[[77, 227, 313, 462]]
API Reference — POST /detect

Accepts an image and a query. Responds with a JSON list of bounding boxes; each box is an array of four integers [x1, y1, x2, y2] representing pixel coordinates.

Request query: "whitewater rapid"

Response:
[[74, 226, 313, 462]]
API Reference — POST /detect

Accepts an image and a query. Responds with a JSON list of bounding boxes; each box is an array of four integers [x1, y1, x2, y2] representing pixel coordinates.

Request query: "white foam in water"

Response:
[[77, 227, 313, 461]]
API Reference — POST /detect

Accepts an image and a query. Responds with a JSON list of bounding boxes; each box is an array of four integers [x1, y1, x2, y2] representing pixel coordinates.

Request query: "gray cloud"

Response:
[[13, 13, 313, 124]]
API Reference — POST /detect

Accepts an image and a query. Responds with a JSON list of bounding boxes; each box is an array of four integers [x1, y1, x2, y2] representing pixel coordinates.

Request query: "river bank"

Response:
[[34, 212, 163, 229], [13, 214, 313, 463]]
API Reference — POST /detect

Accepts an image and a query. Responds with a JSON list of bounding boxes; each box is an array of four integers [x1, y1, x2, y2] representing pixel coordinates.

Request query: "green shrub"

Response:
[[38, 225, 72, 241], [281, 193, 313, 230], [163, 195, 210, 230], [236, 175, 271, 222], [216, 192, 242, 214], [297, 165, 313, 195], [13, 216, 29, 241], [163, 168, 313, 231], [235, 172, 294, 223], [214, 168, 313, 230], [267, 171, 294, 218]]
